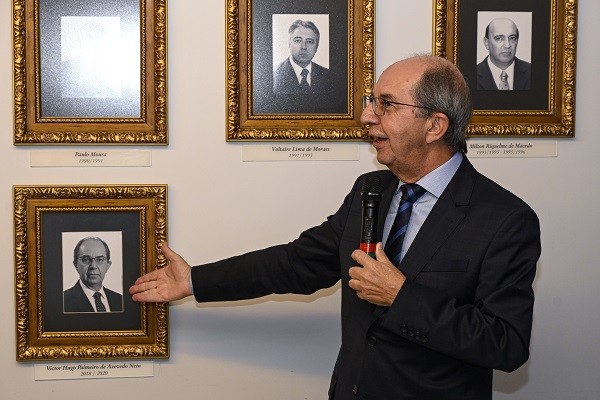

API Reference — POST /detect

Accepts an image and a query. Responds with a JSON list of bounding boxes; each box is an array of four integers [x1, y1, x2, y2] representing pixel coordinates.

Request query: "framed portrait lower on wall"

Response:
[[433, 0, 577, 137], [14, 185, 169, 361], [226, 0, 375, 141]]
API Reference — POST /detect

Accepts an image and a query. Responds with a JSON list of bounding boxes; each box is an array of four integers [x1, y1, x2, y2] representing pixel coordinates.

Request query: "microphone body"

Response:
[[360, 176, 382, 258]]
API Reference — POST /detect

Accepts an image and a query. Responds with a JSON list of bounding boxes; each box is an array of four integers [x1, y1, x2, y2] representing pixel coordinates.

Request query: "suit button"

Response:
[[400, 324, 408, 334], [367, 335, 377, 347], [421, 335, 429, 344], [415, 330, 421, 340], [408, 328, 414, 337], [353, 384, 359, 395]]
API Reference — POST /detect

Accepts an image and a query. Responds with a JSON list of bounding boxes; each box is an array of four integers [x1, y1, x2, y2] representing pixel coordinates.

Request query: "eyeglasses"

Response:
[[362, 95, 434, 117], [78, 256, 107, 266]]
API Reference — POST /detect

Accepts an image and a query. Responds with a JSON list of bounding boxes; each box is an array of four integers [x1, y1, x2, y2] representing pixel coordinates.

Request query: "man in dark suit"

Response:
[[477, 17, 531, 90], [130, 55, 540, 399], [273, 20, 333, 95], [64, 236, 123, 312]]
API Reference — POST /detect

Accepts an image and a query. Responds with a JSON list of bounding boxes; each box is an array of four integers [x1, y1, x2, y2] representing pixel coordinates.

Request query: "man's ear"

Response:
[[425, 112, 450, 145], [483, 37, 490, 50]]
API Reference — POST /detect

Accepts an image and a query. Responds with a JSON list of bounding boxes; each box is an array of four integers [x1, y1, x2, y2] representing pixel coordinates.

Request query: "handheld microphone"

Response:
[[360, 175, 382, 258]]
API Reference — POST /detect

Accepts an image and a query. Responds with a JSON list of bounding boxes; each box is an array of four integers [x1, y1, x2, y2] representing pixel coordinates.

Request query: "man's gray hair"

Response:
[[409, 56, 472, 153], [288, 20, 320, 42]]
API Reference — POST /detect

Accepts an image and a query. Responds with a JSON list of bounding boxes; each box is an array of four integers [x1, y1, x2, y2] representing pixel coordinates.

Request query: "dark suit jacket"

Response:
[[273, 59, 333, 94], [191, 157, 541, 400], [477, 56, 531, 90], [63, 281, 123, 312]]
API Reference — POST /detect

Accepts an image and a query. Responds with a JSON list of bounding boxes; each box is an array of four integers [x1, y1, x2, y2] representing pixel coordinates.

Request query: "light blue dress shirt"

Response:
[[382, 152, 463, 262]]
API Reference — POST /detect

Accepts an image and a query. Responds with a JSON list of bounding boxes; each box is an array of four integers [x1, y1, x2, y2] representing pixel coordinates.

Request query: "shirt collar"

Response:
[[289, 56, 312, 77], [486, 57, 515, 87], [397, 152, 463, 199], [79, 280, 107, 301]]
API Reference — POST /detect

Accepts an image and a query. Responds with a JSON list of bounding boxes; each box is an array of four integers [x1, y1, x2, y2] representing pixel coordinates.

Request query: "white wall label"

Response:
[[242, 144, 359, 161], [30, 150, 152, 167], [34, 361, 154, 380]]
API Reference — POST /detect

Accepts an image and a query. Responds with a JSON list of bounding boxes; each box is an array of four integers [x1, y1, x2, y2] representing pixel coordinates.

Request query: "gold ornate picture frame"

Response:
[[13, 0, 168, 145], [434, 0, 577, 137], [14, 185, 169, 361], [226, 0, 375, 141]]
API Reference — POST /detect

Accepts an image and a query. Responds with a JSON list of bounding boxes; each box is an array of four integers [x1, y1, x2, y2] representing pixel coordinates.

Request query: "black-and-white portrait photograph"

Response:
[[476, 12, 532, 91], [62, 232, 124, 314], [272, 15, 332, 95]]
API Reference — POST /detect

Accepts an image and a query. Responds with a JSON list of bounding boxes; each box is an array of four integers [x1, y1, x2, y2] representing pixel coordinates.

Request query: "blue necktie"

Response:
[[384, 183, 427, 266]]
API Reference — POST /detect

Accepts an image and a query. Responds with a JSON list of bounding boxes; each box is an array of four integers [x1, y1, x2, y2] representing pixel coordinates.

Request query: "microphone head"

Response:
[[361, 175, 382, 197]]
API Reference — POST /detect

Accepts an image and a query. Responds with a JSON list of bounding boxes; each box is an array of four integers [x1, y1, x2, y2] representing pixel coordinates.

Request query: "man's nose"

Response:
[[360, 105, 379, 126]]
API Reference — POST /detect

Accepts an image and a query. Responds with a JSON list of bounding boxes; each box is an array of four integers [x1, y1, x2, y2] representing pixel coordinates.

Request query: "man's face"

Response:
[[360, 60, 432, 181], [74, 239, 111, 291], [288, 26, 319, 68], [484, 19, 519, 69]]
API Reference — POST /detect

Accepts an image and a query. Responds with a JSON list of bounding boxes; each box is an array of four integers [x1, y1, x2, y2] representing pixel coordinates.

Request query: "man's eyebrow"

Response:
[[377, 92, 398, 102]]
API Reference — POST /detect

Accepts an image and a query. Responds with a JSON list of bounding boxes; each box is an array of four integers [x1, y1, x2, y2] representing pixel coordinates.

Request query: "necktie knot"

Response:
[[301, 68, 309, 78], [400, 183, 426, 203]]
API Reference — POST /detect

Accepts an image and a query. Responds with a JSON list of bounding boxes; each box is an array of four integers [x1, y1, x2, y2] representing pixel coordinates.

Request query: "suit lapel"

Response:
[[400, 158, 475, 281], [75, 281, 95, 312], [513, 58, 529, 90], [377, 173, 399, 244]]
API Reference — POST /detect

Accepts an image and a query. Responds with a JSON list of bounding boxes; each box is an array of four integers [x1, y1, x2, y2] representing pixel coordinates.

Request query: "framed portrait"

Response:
[[433, 0, 577, 137], [13, 0, 168, 145], [226, 0, 375, 141], [14, 185, 169, 361]]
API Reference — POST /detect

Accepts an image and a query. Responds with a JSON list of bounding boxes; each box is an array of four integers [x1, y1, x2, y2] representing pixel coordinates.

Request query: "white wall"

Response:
[[1, 1, 599, 399]]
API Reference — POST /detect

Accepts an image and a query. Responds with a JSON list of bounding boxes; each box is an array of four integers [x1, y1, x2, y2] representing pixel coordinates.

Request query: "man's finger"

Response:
[[374, 242, 391, 264], [132, 269, 158, 286]]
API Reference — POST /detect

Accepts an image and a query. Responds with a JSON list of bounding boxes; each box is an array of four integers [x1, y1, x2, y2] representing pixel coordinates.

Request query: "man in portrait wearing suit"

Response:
[[477, 17, 531, 90], [130, 55, 540, 399], [273, 19, 333, 95], [64, 236, 123, 313]]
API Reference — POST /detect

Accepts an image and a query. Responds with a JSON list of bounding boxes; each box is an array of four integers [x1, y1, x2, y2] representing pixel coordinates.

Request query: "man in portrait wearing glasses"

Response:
[[477, 17, 531, 90], [131, 55, 540, 399], [273, 19, 333, 95], [64, 236, 123, 313]]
